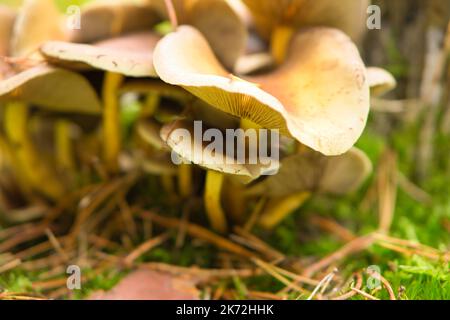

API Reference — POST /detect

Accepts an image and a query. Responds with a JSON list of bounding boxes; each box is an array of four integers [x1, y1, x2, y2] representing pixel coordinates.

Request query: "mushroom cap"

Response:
[[0, 5, 16, 56], [160, 119, 279, 179], [137, 118, 168, 151], [242, 0, 369, 42], [247, 147, 372, 197], [188, 0, 247, 70], [41, 31, 160, 77], [11, 0, 65, 58], [0, 64, 101, 114], [367, 67, 397, 97], [149, 0, 246, 69], [153, 25, 370, 156], [68, 1, 161, 43], [234, 52, 274, 75]]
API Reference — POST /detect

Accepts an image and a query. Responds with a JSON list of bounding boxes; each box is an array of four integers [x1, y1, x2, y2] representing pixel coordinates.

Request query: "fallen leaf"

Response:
[[89, 269, 200, 300]]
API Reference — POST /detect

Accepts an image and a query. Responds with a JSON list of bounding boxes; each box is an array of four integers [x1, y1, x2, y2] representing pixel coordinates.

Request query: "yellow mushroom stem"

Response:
[[140, 93, 160, 118], [55, 119, 75, 170], [258, 191, 311, 229], [223, 178, 246, 223], [4, 102, 64, 200], [204, 170, 228, 233], [270, 25, 295, 65], [178, 163, 192, 198], [161, 174, 176, 195], [102, 72, 124, 173]]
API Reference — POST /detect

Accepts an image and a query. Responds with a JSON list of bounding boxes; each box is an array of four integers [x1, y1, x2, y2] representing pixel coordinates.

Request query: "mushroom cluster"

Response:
[[0, 0, 396, 232]]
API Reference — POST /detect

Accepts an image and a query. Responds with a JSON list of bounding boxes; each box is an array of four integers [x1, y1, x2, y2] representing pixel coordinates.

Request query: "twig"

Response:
[[302, 234, 376, 277], [123, 232, 171, 266], [164, 0, 178, 29], [140, 210, 257, 259]]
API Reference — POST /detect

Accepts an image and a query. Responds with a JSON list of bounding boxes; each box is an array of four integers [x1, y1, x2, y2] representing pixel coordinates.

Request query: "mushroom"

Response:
[[154, 25, 370, 156], [242, 0, 369, 63], [39, 1, 164, 173], [367, 67, 397, 97], [148, 0, 247, 70], [245, 147, 372, 229], [0, 64, 101, 114], [0, 0, 101, 200], [160, 119, 279, 232]]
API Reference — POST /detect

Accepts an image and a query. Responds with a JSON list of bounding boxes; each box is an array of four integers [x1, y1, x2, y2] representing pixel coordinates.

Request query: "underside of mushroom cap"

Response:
[[160, 119, 279, 179], [154, 25, 370, 156], [247, 147, 372, 197], [41, 32, 160, 77], [0, 64, 101, 114], [242, 0, 369, 43], [367, 67, 397, 97]]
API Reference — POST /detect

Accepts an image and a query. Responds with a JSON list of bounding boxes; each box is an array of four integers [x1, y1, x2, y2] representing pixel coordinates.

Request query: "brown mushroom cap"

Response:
[[148, 0, 246, 69], [11, 0, 65, 58], [247, 147, 372, 197], [68, 1, 161, 44], [160, 119, 279, 179], [0, 64, 101, 114], [41, 31, 160, 77], [242, 0, 369, 42], [154, 25, 370, 156]]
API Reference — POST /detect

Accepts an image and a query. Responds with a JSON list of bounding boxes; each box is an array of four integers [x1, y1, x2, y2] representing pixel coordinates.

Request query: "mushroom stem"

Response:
[[178, 163, 192, 198], [161, 174, 176, 194], [4, 102, 64, 199], [204, 170, 228, 233], [270, 25, 295, 65], [102, 72, 124, 173], [55, 119, 75, 170], [140, 93, 160, 118], [258, 191, 311, 229]]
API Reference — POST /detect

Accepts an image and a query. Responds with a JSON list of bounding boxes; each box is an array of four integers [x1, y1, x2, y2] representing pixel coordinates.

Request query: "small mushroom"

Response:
[[149, 0, 247, 70], [40, 1, 164, 173], [160, 119, 279, 232], [242, 0, 369, 43], [367, 67, 397, 97], [154, 25, 370, 156], [0, 64, 101, 113], [246, 147, 372, 228]]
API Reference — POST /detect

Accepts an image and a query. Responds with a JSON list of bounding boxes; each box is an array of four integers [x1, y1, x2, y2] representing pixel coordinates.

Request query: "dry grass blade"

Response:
[[0, 224, 48, 253], [140, 211, 257, 259], [351, 288, 380, 300], [307, 268, 337, 300], [141, 262, 260, 282], [123, 232, 171, 266], [309, 216, 356, 242], [302, 234, 376, 277], [0, 258, 21, 274], [331, 272, 363, 300], [377, 150, 398, 233], [232, 226, 285, 261], [252, 258, 309, 296]]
